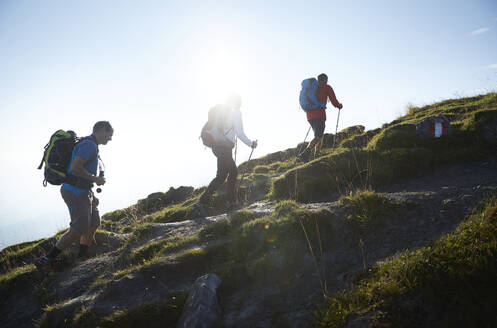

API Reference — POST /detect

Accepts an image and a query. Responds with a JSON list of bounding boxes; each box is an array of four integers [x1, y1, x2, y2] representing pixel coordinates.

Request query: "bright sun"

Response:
[[194, 45, 251, 105]]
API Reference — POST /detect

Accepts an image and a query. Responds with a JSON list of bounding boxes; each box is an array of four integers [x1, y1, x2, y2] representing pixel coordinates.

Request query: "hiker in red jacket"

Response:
[[299, 73, 343, 161]]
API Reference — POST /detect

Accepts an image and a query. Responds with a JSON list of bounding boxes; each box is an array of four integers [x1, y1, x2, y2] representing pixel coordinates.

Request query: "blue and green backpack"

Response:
[[37, 130, 96, 186]]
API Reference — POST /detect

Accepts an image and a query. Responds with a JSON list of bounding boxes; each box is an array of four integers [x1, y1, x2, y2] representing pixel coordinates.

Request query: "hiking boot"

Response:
[[34, 256, 54, 276], [194, 202, 208, 218]]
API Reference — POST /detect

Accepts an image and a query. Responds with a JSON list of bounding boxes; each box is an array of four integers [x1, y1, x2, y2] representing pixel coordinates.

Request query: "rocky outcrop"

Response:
[[177, 274, 222, 328], [137, 186, 195, 214]]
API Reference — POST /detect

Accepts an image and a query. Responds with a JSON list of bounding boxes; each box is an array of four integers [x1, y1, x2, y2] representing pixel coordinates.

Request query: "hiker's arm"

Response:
[[70, 157, 105, 185], [233, 110, 253, 147], [327, 86, 343, 109]]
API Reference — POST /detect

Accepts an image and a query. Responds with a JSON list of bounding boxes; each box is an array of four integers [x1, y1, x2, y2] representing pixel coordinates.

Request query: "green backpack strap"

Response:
[[37, 130, 71, 170]]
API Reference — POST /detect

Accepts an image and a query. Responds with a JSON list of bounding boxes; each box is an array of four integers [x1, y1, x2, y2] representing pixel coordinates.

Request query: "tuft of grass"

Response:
[[143, 205, 193, 223], [269, 148, 377, 202], [0, 264, 37, 293], [67, 291, 188, 328], [315, 190, 497, 327], [225, 201, 333, 287], [0, 237, 55, 274], [321, 125, 366, 149], [366, 124, 418, 151], [130, 235, 199, 265], [98, 293, 188, 328], [253, 164, 270, 174], [114, 246, 209, 278], [340, 190, 400, 230], [340, 128, 381, 149]]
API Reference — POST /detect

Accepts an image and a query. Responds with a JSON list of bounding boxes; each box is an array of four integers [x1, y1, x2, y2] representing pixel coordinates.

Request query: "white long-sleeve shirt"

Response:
[[222, 108, 252, 147]]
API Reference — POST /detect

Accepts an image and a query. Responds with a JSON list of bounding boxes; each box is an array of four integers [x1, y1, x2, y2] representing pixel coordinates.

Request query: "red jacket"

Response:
[[306, 84, 341, 121]]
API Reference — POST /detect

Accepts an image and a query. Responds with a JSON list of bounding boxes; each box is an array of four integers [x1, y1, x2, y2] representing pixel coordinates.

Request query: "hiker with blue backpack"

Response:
[[298, 73, 343, 161], [195, 93, 257, 217], [35, 121, 113, 275]]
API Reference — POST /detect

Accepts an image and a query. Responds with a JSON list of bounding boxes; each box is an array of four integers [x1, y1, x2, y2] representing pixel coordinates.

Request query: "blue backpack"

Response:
[[299, 78, 325, 111]]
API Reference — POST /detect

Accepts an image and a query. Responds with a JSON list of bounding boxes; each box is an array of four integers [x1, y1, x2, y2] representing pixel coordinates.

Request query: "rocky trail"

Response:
[[1, 160, 497, 328]]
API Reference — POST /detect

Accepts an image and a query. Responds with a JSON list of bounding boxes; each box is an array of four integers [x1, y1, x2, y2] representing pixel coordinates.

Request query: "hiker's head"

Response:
[[92, 121, 114, 145], [318, 73, 328, 85], [226, 93, 242, 110]]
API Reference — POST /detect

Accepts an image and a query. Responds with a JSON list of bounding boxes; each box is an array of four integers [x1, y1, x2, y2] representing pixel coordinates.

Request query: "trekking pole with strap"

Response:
[[236, 141, 257, 199], [297, 126, 312, 157], [332, 108, 342, 149]]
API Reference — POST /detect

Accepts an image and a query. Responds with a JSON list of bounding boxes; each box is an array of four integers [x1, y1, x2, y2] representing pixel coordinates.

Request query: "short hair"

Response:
[[317, 73, 328, 84], [93, 121, 113, 133]]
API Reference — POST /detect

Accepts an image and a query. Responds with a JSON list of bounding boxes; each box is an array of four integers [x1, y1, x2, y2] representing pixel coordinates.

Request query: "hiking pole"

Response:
[[236, 142, 257, 200], [297, 126, 312, 156], [332, 108, 341, 149], [96, 157, 105, 193]]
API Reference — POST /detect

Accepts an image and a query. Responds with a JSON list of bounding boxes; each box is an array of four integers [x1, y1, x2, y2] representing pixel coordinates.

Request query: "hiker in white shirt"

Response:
[[195, 94, 257, 216]]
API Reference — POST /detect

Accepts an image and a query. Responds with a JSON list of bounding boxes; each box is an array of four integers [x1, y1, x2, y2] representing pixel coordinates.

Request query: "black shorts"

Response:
[[308, 118, 325, 138]]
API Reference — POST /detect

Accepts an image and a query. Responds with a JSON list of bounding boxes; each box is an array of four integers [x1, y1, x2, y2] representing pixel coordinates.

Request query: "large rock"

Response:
[[137, 186, 194, 214], [322, 125, 365, 148], [177, 274, 222, 328]]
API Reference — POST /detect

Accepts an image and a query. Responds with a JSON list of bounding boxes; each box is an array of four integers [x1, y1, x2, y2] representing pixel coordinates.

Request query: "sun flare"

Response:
[[195, 46, 251, 105]]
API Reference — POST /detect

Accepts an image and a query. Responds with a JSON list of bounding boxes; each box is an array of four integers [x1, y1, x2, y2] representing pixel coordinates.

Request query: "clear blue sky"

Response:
[[1, 0, 496, 248]]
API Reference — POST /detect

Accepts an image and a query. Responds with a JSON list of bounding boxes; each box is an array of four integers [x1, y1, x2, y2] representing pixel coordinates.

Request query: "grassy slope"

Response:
[[315, 189, 497, 328], [270, 93, 497, 201], [1, 93, 496, 327]]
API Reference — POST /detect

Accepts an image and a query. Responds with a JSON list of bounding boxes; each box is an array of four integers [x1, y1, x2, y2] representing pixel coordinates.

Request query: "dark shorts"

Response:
[[61, 187, 100, 234], [308, 118, 326, 138]]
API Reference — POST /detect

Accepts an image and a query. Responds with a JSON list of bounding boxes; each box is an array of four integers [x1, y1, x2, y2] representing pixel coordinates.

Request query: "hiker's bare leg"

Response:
[[80, 225, 98, 246], [314, 136, 324, 155], [305, 137, 319, 153], [55, 228, 82, 250]]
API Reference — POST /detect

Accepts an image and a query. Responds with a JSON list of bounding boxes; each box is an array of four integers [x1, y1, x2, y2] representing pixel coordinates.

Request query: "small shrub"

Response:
[[340, 190, 400, 230]]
